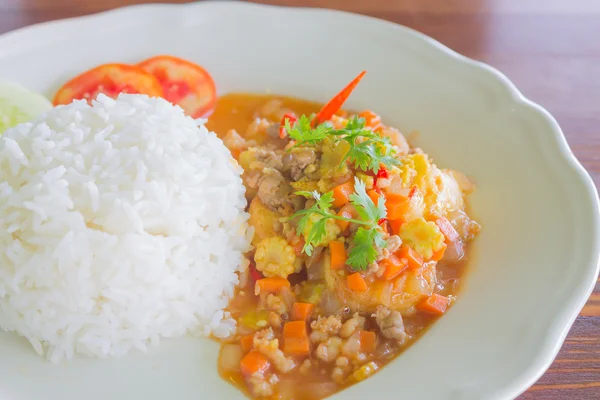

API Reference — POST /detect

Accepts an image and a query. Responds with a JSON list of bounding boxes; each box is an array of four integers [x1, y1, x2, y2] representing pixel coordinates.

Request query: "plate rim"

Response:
[[0, 1, 599, 399]]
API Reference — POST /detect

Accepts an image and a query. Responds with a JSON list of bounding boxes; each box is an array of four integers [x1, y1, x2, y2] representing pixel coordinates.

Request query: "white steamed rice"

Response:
[[0, 93, 252, 363]]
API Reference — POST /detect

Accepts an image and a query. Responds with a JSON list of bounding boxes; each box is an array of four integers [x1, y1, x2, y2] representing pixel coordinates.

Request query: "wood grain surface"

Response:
[[1, 0, 599, 398]]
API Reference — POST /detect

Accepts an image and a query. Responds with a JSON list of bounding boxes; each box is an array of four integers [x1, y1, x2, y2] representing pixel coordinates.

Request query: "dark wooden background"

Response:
[[1, 0, 599, 398]]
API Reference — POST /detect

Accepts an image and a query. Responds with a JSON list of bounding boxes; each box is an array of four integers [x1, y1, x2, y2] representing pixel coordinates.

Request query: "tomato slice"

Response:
[[53, 63, 163, 106], [138, 55, 217, 118]]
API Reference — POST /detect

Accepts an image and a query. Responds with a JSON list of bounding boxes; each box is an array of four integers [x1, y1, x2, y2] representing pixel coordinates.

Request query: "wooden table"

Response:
[[1, 0, 599, 398]]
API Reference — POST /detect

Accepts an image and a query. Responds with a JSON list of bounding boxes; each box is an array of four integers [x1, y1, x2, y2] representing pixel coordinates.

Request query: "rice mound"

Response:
[[0, 93, 252, 363]]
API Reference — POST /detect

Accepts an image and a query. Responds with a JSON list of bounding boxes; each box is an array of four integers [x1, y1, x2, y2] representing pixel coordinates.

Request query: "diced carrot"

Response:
[[379, 255, 408, 281], [367, 189, 381, 206], [291, 302, 314, 321], [329, 240, 347, 270], [313, 71, 367, 126], [240, 334, 255, 353], [255, 277, 290, 294], [435, 217, 460, 243], [347, 272, 368, 292], [430, 242, 447, 262], [396, 245, 423, 270], [417, 294, 450, 315], [389, 218, 404, 235], [385, 193, 410, 220], [332, 181, 355, 208], [336, 204, 357, 231], [283, 320, 308, 339], [359, 330, 377, 353], [284, 336, 311, 357], [359, 110, 382, 132], [240, 350, 270, 376]]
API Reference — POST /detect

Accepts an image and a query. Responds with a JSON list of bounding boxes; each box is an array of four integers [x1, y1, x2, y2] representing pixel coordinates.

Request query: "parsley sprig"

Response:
[[291, 178, 387, 271], [285, 115, 400, 174]]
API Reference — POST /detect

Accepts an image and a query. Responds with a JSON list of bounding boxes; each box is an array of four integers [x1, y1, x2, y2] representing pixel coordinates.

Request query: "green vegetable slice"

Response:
[[0, 81, 52, 134]]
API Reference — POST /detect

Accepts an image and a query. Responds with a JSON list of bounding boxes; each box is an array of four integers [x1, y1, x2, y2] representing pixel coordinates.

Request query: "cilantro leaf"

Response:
[[342, 136, 400, 173], [343, 115, 366, 130], [287, 113, 400, 173], [349, 177, 387, 222], [361, 139, 401, 173], [373, 228, 387, 249], [291, 181, 389, 270], [290, 190, 337, 256], [346, 227, 383, 271], [286, 115, 330, 146], [303, 216, 329, 256], [317, 191, 335, 211], [345, 143, 372, 171]]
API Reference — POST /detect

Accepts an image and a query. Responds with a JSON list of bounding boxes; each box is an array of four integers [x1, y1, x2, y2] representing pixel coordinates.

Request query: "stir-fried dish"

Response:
[[207, 72, 481, 399]]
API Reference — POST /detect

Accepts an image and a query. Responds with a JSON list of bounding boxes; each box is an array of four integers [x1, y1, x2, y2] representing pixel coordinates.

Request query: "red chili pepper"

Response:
[[378, 218, 387, 226], [279, 112, 298, 139], [312, 71, 367, 126], [249, 262, 263, 283], [408, 186, 418, 199], [373, 166, 388, 188]]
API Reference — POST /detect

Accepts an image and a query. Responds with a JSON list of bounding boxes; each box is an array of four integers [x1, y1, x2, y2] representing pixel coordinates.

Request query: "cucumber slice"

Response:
[[0, 81, 53, 134]]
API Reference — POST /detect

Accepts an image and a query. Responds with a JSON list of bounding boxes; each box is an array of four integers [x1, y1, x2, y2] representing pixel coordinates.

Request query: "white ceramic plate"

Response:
[[0, 2, 598, 400]]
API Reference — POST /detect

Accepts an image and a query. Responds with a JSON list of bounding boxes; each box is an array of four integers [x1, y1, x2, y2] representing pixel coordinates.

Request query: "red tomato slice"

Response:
[[138, 55, 217, 118], [53, 63, 163, 106]]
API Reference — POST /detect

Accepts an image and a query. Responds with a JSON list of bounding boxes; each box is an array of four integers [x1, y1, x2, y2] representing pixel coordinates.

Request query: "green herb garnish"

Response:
[[291, 178, 387, 271], [285, 115, 400, 173]]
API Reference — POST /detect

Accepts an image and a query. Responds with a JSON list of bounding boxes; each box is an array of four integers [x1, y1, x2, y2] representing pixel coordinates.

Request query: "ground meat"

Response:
[[331, 356, 351, 383], [375, 246, 390, 262], [255, 336, 296, 373], [374, 235, 403, 264], [310, 315, 342, 343], [268, 311, 281, 330], [283, 148, 319, 181], [245, 147, 284, 171], [386, 235, 403, 253], [339, 313, 366, 339], [316, 337, 343, 362], [374, 305, 407, 343], [254, 327, 276, 343], [366, 261, 384, 277], [249, 372, 274, 397], [264, 294, 287, 314], [341, 331, 361, 359], [266, 122, 281, 139], [336, 356, 349, 367], [244, 170, 262, 190], [257, 168, 293, 214]]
